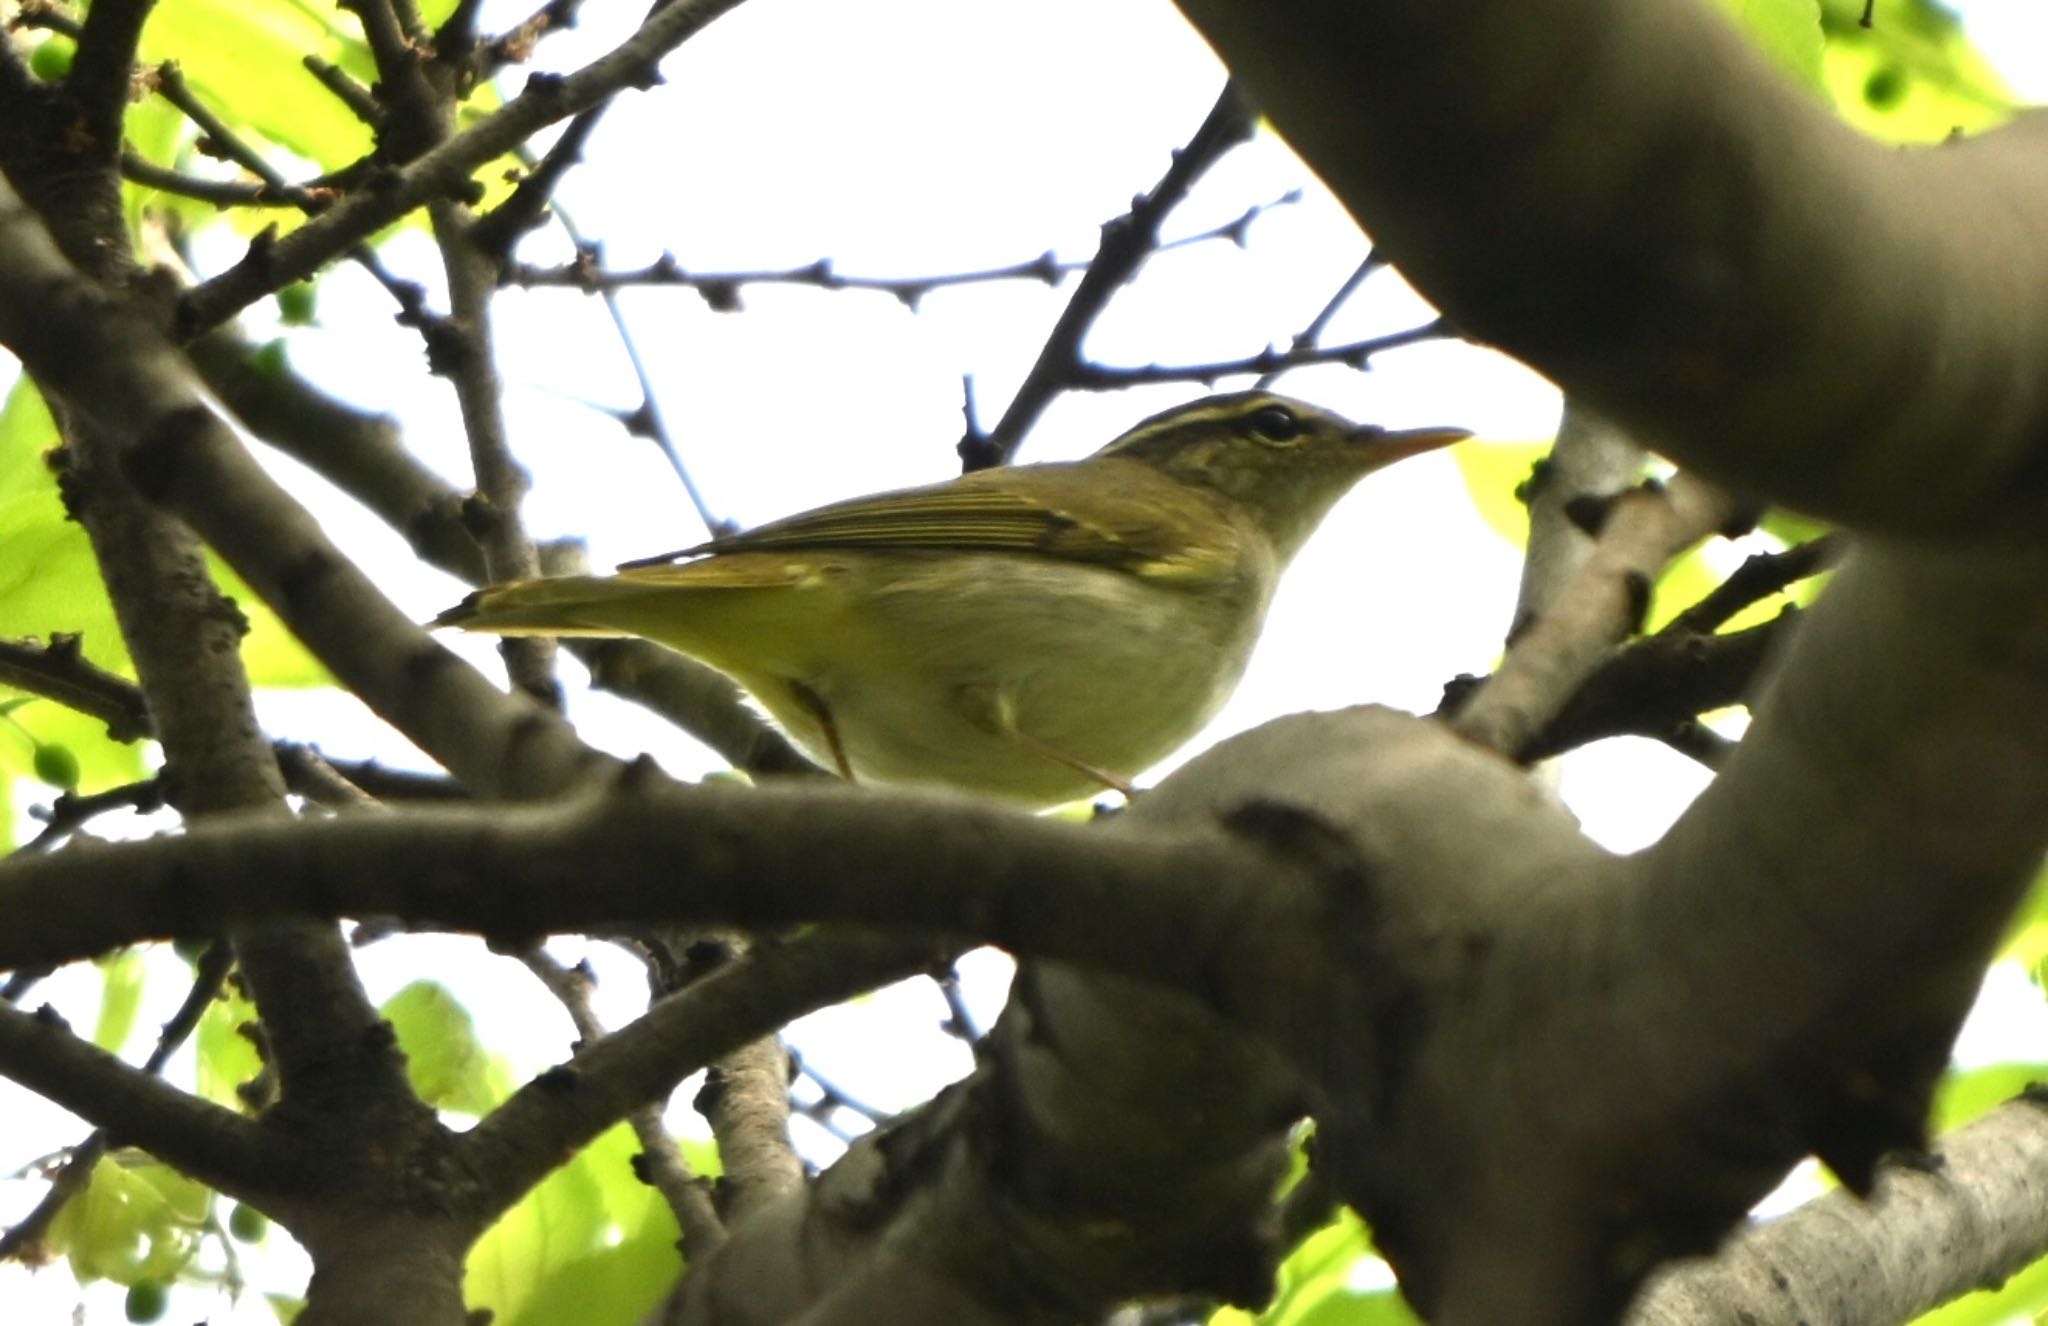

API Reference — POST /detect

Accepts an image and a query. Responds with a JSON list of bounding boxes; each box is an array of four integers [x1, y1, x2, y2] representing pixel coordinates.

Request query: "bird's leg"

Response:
[[788, 679, 856, 783], [954, 684, 1136, 798]]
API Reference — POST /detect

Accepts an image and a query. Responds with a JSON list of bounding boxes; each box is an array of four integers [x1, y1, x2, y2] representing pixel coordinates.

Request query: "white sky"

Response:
[[4, 1, 2047, 1320]]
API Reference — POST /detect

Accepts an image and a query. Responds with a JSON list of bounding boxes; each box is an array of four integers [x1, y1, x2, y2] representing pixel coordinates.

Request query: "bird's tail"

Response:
[[431, 576, 662, 638]]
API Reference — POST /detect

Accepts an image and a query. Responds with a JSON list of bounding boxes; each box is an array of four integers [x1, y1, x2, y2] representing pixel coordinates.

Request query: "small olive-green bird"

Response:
[[436, 391, 1464, 807]]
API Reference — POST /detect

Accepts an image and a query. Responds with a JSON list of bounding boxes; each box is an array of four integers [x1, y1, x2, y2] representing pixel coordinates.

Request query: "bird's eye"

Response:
[[1245, 404, 1302, 442]]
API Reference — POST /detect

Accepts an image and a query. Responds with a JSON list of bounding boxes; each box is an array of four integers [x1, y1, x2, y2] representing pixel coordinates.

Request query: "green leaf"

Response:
[[1819, 0, 2015, 142], [1451, 441, 1552, 547], [46, 1155, 209, 1286], [276, 282, 318, 326], [0, 379, 330, 708], [380, 980, 512, 1115], [126, 0, 513, 246], [466, 1123, 688, 1326], [1996, 862, 2048, 969], [1712, 0, 1826, 89], [1760, 508, 1831, 546], [139, 0, 378, 172], [91, 950, 149, 1055], [1931, 1062, 2048, 1135], [32, 739, 82, 790], [1912, 1245, 2048, 1325], [195, 978, 264, 1110], [1209, 1209, 1421, 1326]]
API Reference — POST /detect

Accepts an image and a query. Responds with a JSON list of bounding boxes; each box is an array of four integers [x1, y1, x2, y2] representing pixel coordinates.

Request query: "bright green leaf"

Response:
[[0, 380, 329, 705], [195, 979, 264, 1110], [140, 0, 378, 172], [381, 980, 512, 1114], [1209, 1209, 1421, 1326], [91, 951, 149, 1055], [1712, 0, 1826, 89], [467, 1122, 685, 1326], [126, 0, 512, 247], [1451, 441, 1551, 547], [1931, 1062, 2048, 1135], [46, 1155, 209, 1286], [1996, 864, 2048, 969], [1819, 0, 2014, 142], [1760, 508, 1831, 546], [1912, 1245, 2048, 1325]]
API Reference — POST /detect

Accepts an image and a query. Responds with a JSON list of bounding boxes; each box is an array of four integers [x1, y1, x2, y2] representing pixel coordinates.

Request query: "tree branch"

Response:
[[466, 932, 936, 1221], [0, 1000, 298, 1199], [1450, 473, 1738, 758], [1634, 1094, 2048, 1325], [1167, 0, 2048, 536]]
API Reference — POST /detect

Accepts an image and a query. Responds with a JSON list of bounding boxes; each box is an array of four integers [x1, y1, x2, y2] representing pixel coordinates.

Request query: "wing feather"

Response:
[[619, 461, 1240, 583]]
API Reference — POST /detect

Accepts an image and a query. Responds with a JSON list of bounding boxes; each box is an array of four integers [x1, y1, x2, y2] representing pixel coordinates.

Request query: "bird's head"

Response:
[[1097, 391, 1468, 560]]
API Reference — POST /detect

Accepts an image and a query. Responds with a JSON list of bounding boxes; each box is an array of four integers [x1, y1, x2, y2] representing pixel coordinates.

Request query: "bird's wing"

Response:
[[619, 462, 1239, 583]]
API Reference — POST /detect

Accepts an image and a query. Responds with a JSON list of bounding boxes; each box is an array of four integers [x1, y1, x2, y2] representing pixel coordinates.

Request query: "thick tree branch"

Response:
[[1510, 403, 1644, 635], [467, 932, 936, 1220], [0, 185, 605, 798], [0, 182, 408, 1126], [63, 0, 151, 157], [1168, 0, 2048, 536], [0, 634, 153, 742], [0, 1001, 300, 1198], [0, 779, 1289, 980], [1634, 1094, 2048, 1325]]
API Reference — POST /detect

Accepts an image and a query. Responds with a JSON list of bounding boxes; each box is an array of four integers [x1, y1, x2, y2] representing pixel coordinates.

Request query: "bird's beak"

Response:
[[1350, 424, 1471, 465]]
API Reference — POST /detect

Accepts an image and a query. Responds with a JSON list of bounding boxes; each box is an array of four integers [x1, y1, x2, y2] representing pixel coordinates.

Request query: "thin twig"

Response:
[[965, 81, 1257, 470], [1067, 320, 1446, 393], [931, 963, 982, 1044], [1664, 533, 1842, 636], [1512, 612, 1795, 763], [64, 0, 152, 157], [1450, 474, 1740, 759], [1256, 250, 1384, 389], [176, 0, 752, 335], [521, 190, 731, 537], [301, 55, 382, 124], [119, 152, 307, 209], [517, 947, 726, 1258], [0, 635, 154, 742], [19, 777, 169, 854], [430, 198, 562, 706], [504, 195, 1303, 310]]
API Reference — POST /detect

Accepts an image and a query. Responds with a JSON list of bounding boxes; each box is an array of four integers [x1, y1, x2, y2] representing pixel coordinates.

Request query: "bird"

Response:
[[435, 391, 1465, 807]]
